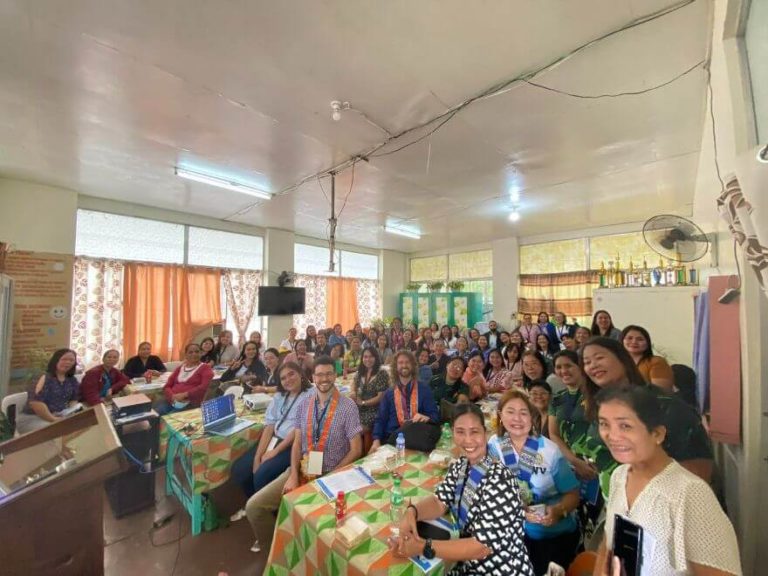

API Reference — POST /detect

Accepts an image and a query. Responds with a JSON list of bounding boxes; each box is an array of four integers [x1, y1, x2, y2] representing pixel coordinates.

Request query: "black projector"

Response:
[[112, 393, 152, 419]]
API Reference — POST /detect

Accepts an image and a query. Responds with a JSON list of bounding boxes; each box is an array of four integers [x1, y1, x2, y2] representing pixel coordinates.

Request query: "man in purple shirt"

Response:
[[245, 356, 362, 553]]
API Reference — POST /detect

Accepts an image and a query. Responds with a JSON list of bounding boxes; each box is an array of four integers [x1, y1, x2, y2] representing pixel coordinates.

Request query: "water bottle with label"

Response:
[[396, 432, 406, 467], [389, 474, 405, 537], [439, 423, 453, 451]]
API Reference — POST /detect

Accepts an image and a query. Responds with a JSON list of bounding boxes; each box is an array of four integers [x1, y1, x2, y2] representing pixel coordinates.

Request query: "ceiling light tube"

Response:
[[384, 225, 421, 240], [175, 167, 272, 200]]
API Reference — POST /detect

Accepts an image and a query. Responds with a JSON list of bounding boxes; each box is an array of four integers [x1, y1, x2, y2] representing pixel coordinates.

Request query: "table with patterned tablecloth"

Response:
[[159, 400, 265, 535], [266, 451, 451, 576]]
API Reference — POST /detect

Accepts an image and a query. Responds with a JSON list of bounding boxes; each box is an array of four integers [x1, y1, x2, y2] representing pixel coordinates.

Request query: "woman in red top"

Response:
[[159, 342, 214, 414], [80, 349, 130, 406]]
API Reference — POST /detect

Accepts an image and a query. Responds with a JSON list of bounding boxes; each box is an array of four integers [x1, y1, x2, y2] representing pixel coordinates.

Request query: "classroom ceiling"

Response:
[[0, 0, 711, 253]]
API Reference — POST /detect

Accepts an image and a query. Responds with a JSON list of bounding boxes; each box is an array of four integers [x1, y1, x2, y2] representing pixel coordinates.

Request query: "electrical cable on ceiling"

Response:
[[523, 59, 706, 99], [224, 0, 699, 220], [336, 160, 357, 219]]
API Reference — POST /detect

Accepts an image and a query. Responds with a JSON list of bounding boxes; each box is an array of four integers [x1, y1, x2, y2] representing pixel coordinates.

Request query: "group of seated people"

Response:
[[11, 312, 741, 575], [217, 313, 740, 575]]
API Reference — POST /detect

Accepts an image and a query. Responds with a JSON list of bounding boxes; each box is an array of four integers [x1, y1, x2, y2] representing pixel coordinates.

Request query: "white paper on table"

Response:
[[315, 466, 375, 499], [131, 382, 164, 392]]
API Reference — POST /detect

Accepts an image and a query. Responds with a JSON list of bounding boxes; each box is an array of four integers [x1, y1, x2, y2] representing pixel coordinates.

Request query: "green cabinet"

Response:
[[398, 292, 483, 329]]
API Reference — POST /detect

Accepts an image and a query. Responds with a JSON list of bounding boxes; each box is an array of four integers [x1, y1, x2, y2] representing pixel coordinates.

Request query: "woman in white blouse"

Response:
[[594, 385, 741, 576]]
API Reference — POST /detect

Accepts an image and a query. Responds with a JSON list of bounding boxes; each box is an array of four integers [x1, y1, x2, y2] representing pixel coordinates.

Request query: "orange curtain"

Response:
[[171, 267, 223, 360], [326, 277, 359, 332], [123, 263, 173, 362], [123, 264, 223, 362]]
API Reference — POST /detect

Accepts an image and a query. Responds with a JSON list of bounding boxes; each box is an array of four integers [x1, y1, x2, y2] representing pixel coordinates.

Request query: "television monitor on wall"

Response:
[[257, 286, 306, 316]]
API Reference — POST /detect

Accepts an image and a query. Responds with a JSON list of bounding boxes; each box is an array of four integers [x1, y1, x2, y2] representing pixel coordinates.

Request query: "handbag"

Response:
[[386, 420, 440, 452]]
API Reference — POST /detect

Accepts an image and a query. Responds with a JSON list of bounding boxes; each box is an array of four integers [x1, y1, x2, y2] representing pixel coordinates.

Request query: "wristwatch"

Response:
[[422, 538, 436, 560]]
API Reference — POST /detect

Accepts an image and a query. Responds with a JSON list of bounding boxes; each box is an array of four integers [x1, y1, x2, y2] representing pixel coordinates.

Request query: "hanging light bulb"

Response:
[[509, 207, 521, 222]]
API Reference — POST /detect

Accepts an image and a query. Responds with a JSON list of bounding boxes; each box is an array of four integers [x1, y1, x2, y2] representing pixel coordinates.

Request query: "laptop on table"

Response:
[[201, 395, 254, 437]]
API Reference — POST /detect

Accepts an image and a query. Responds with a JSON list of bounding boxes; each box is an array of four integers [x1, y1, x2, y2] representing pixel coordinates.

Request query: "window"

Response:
[[410, 255, 448, 282], [746, 0, 768, 141], [340, 250, 378, 279], [294, 244, 378, 279], [520, 239, 587, 274], [75, 210, 184, 264], [589, 232, 659, 271], [188, 227, 263, 270], [449, 250, 492, 280], [294, 244, 340, 276]]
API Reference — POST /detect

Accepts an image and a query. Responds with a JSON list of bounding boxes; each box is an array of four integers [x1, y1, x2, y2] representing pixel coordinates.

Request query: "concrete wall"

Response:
[[0, 179, 78, 254], [380, 250, 407, 319]]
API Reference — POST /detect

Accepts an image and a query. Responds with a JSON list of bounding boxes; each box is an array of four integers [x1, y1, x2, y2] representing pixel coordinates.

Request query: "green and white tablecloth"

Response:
[[266, 452, 449, 576]]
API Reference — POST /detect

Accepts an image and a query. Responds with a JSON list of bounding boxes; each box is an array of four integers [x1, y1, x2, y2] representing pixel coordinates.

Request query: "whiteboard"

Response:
[[592, 286, 701, 366]]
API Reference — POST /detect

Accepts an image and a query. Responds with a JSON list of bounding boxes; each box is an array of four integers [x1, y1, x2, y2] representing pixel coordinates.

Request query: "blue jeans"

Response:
[[230, 444, 292, 499]]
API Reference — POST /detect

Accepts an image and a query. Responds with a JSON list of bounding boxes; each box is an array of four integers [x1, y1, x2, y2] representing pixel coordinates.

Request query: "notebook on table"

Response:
[[200, 395, 253, 437]]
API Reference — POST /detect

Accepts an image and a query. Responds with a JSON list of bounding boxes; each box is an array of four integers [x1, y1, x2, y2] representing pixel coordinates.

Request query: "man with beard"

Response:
[[314, 330, 332, 357], [483, 319, 501, 349], [244, 356, 362, 552], [368, 351, 439, 453]]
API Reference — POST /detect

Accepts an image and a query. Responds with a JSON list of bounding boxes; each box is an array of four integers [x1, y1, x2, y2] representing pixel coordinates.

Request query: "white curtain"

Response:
[[70, 257, 124, 368], [293, 274, 327, 337], [718, 174, 768, 297], [223, 269, 262, 347]]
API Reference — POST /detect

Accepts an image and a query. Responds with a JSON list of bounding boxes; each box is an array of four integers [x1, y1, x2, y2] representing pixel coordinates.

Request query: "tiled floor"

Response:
[[103, 471, 269, 576]]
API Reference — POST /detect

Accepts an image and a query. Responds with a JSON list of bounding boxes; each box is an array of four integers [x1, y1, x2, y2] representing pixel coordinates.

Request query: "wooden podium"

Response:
[[0, 404, 123, 576]]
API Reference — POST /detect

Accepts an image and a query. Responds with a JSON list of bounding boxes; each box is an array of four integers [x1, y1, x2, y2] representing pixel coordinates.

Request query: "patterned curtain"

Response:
[[70, 257, 124, 367], [223, 269, 262, 346], [356, 279, 381, 327], [518, 271, 595, 326], [293, 274, 327, 337]]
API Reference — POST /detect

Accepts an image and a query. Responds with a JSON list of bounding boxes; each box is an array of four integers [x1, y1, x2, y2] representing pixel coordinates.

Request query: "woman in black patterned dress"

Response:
[[392, 403, 534, 575], [350, 347, 389, 454]]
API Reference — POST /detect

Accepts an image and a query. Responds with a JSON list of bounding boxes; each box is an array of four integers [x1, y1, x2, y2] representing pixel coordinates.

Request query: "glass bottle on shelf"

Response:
[[599, 261, 607, 288], [641, 259, 651, 287], [676, 264, 687, 285], [627, 259, 636, 287], [614, 255, 623, 287], [665, 260, 677, 286], [689, 264, 698, 285], [652, 259, 664, 286], [607, 260, 615, 288]]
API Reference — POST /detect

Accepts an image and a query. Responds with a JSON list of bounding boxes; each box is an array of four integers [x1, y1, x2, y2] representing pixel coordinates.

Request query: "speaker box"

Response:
[[105, 426, 156, 518]]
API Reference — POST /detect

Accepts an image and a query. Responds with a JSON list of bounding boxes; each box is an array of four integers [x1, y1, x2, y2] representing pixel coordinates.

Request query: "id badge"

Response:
[[267, 437, 279, 451], [308, 451, 324, 476]]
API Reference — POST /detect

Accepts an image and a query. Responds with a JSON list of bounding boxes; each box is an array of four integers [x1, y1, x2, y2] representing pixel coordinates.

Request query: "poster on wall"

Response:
[[434, 295, 449, 327], [453, 296, 469, 329], [402, 296, 414, 326], [417, 295, 430, 328], [4, 251, 73, 380]]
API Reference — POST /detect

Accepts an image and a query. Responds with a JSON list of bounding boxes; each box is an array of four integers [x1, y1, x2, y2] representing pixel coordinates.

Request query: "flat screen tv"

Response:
[[257, 286, 306, 316]]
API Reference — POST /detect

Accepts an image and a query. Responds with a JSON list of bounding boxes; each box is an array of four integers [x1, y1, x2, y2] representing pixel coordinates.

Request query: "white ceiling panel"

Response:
[[0, 0, 712, 253]]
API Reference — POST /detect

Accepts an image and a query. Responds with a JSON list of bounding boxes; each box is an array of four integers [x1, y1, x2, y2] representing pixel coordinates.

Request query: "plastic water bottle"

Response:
[[389, 475, 405, 537], [395, 432, 406, 468], [439, 423, 453, 451]]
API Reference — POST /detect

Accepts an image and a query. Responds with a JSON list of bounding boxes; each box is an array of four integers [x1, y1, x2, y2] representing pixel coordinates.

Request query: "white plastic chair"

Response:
[[223, 385, 244, 399], [2, 391, 28, 436]]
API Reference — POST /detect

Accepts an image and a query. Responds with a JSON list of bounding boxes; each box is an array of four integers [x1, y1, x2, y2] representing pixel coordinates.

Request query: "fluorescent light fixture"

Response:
[[384, 225, 421, 240], [175, 167, 272, 200], [508, 209, 521, 222]]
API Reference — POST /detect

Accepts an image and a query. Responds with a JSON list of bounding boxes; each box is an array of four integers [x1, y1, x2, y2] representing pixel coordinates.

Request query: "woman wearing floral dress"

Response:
[[350, 347, 390, 453]]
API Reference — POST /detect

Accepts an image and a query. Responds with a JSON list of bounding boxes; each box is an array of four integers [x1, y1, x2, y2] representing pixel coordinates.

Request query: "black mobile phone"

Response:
[[612, 514, 643, 576], [416, 520, 452, 541]]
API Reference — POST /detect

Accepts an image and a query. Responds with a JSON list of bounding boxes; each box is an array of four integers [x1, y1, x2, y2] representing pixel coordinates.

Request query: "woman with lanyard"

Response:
[[80, 349, 130, 406], [250, 347, 281, 393], [350, 347, 390, 453], [393, 403, 535, 575], [552, 312, 575, 347], [220, 340, 268, 391], [489, 389, 581, 575], [230, 361, 312, 520]]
